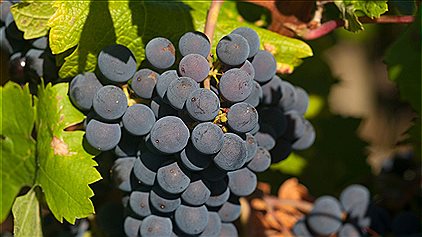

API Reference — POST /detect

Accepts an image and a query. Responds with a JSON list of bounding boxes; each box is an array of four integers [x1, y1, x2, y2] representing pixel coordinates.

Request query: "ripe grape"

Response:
[[205, 179, 230, 207], [340, 184, 370, 218], [155, 70, 178, 99], [69, 72, 103, 111], [85, 119, 121, 151], [217, 196, 241, 222], [199, 212, 222, 237], [247, 146, 271, 172], [178, 31, 211, 58], [214, 133, 248, 171], [133, 152, 169, 186], [149, 186, 181, 213], [180, 142, 212, 171], [227, 102, 259, 133], [112, 157, 136, 192], [149, 116, 190, 154], [122, 104, 156, 136], [251, 50, 276, 84], [179, 53, 210, 83], [216, 33, 250, 66], [156, 161, 190, 194], [186, 88, 220, 121], [145, 37, 175, 69], [307, 196, 343, 236], [191, 122, 224, 155], [181, 178, 211, 206], [219, 68, 253, 102], [174, 205, 209, 235], [130, 68, 159, 99], [227, 167, 257, 197], [92, 85, 127, 121], [97, 44, 137, 83], [129, 191, 152, 218], [123, 216, 142, 237], [219, 223, 238, 237], [243, 80, 263, 107], [140, 215, 172, 237]]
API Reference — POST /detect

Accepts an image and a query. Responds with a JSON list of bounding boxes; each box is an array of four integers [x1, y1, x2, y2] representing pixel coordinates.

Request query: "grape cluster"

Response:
[[68, 27, 314, 236], [0, 0, 58, 85], [293, 184, 371, 237]]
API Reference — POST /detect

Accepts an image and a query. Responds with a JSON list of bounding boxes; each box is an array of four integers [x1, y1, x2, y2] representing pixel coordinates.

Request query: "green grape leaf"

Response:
[[335, 0, 388, 32], [12, 188, 43, 237], [0, 82, 101, 224], [0, 83, 36, 222], [10, 1, 56, 39], [51, 0, 311, 78], [35, 83, 101, 224]]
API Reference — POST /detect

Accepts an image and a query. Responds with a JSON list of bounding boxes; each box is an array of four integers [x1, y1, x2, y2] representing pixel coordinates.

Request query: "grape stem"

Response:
[[203, 0, 224, 90]]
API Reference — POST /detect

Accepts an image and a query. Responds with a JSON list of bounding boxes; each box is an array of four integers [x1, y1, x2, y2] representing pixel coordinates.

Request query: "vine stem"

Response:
[[203, 0, 224, 89], [301, 15, 415, 40]]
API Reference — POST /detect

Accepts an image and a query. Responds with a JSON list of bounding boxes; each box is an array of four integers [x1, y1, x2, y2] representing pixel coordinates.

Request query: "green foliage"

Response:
[[335, 0, 388, 32], [10, 1, 56, 39], [384, 7, 421, 151], [12, 188, 43, 237], [0, 83, 36, 222], [0, 82, 101, 224], [12, 0, 312, 79]]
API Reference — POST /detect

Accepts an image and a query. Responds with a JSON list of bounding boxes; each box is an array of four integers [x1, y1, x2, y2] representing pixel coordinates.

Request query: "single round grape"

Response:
[[261, 75, 283, 105], [69, 72, 103, 111], [114, 131, 141, 157], [130, 69, 159, 99], [150, 96, 178, 119], [149, 186, 181, 213], [292, 120, 315, 150], [129, 191, 151, 217], [199, 212, 222, 237], [216, 33, 250, 66], [133, 152, 169, 186], [214, 133, 248, 171], [245, 133, 258, 163], [232, 27, 260, 58], [243, 80, 262, 107], [227, 167, 257, 197], [340, 184, 370, 218], [145, 37, 175, 69], [97, 44, 137, 83], [247, 147, 271, 172], [140, 215, 172, 237], [112, 157, 136, 192], [174, 205, 209, 235], [150, 116, 190, 154], [338, 223, 361, 237], [180, 142, 212, 171], [166, 76, 199, 110], [227, 102, 259, 133], [307, 196, 343, 236], [156, 70, 178, 99], [179, 54, 210, 83], [205, 179, 230, 207], [123, 216, 142, 237], [279, 80, 297, 111], [251, 50, 276, 84], [254, 132, 276, 150], [122, 104, 156, 136], [186, 88, 220, 121], [85, 119, 121, 151], [218, 197, 241, 222], [179, 31, 211, 58], [191, 122, 224, 155], [181, 178, 211, 206], [92, 85, 127, 121], [219, 223, 238, 237], [156, 162, 190, 194], [219, 68, 253, 103]]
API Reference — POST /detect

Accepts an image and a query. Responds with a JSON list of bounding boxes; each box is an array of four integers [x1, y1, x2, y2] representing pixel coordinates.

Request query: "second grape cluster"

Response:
[[68, 27, 315, 237]]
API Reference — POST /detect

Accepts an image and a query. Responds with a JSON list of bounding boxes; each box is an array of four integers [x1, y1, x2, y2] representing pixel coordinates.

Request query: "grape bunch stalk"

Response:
[[68, 26, 315, 236]]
